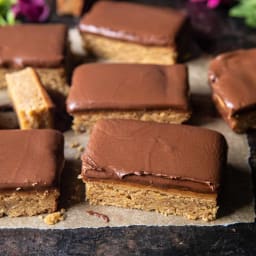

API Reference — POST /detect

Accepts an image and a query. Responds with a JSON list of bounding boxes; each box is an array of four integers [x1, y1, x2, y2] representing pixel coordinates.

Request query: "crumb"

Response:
[[16, 187, 21, 191], [60, 208, 66, 214], [43, 211, 65, 225], [70, 141, 80, 148], [77, 145, 84, 152], [32, 182, 38, 187], [77, 174, 82, 179]]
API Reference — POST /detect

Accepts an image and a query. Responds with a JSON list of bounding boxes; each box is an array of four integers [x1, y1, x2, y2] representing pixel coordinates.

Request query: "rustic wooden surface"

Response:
[[1, 224, 256, 255]]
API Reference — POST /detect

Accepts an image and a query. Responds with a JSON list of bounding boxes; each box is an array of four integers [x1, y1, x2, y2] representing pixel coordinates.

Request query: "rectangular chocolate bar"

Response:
[[209, 48, 256, 133], [0, 24, 69, 100], [79, 1, 188, 64], [0, 129, 64, 217], [81, 119, 227, 221], [66, 63, 191, 132]]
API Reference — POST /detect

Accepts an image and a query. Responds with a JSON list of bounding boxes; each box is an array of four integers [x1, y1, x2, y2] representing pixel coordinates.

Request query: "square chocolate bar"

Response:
[[81, 119, 227, 221], [0, 129, 64, 217]]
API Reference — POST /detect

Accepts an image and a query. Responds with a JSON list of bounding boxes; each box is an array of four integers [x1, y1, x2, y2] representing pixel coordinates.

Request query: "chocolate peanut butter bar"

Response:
[[209, 49, 256, 133], [6, 68, 55, 129], [0, 24, 69, 98], [79, 1, 188, 65], [81, 119, 227, 221], [57, 0, 84, 16], [0, 129, 64, 217], [66, 63, 191, 132]]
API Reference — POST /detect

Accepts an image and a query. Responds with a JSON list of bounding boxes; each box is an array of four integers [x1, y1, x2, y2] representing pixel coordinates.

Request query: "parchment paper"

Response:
[[0, 30, 254, 229]]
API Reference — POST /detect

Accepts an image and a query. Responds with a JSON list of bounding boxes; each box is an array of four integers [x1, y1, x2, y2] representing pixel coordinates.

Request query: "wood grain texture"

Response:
[[0, 224, 256, 255]]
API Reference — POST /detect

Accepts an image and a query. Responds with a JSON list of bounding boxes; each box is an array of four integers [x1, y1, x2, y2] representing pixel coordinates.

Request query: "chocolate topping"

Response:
[[209, 49, 256, 117], [0, 24, 67, 68], [79, 1, 187, 46], [66, 63, 190, 113], [0, 129, 64, 190], [86, 210, 110, 223], [81, 120, 227, 193]]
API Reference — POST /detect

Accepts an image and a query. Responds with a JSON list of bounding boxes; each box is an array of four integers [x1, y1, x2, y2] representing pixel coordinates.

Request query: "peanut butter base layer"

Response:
[[72, 109, 191, 132], [6, 68, 55, 129], [0, 67, 69, 97], [82, 33, 177, 65], [213, 94, 256, 133], [85, 180, 218, 221], [0, 189, 59, 217]]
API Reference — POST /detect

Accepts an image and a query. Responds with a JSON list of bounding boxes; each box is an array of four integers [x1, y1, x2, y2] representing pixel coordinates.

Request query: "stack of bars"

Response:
[[0, 0, 232, 224]]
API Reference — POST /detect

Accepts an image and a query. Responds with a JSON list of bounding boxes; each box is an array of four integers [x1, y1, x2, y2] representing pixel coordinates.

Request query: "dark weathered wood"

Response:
[[0, 224, 256, 255], [247, 130, 256, 216]]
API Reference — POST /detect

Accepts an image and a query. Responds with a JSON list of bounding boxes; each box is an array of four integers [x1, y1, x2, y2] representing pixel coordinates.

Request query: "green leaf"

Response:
[[245, 13, 256, 27], [229, 0, 256, 28], [0, 0, 17, 26], [0, 0, 12, 7], [6, 10, 15, 25], [229, 5, 248, 17], [0, 0, 16, 5], [0, 0, 12, 16], [0, 15, 7, 25], [0, 0, 7, 5]]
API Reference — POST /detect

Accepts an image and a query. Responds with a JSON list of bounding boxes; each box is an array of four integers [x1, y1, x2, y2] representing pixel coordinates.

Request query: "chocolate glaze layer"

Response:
[[0, 129, 64, 190], [79, 1, 187, 47], [81, 120, 227, 193], [67, 63, 190, 113], [0, 24, 67, 68], [209, 48, 256, 118]]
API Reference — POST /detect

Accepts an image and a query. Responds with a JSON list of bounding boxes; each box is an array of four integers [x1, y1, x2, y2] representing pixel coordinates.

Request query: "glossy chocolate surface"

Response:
[[82, 120, 227, 193], [79, 1, 187, 46], [67, 63, 190, 113], [209, 49, 256, 117], [0, 24, 67, 68], [0, 129, 64, 189]]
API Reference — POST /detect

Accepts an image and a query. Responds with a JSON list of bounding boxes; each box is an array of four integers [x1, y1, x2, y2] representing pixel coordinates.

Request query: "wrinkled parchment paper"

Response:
[[0, 30, 254, 229]]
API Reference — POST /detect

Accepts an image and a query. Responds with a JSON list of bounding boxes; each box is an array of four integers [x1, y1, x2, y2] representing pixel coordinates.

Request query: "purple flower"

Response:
[[12, 0, 50, 22], [207, 0, 221, 8], [190, 0, 226, 9]]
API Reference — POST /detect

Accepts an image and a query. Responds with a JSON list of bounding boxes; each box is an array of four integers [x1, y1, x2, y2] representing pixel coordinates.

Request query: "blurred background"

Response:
[[1, 0, 255, 55]]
